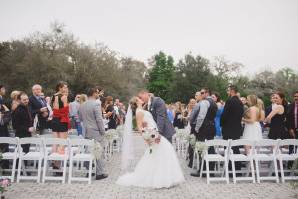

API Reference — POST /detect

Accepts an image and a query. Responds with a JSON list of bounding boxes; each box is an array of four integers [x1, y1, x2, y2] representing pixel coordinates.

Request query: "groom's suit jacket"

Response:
[[149, 97, 175, 141]]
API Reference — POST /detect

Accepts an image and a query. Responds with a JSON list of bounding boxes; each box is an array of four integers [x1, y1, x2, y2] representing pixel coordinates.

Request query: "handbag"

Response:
[[0, 110, 11, 125]]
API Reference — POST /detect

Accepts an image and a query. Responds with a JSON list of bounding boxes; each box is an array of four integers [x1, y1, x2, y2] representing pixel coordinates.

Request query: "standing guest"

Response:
[[242, 95, 263, 154], [114, 98, 121, 125], [173, 102, 185, 129], [12, 92, 34, 154], [166, 104, 174, 124], [69, 94, 82, 136], [240, 96, 249, 113], [79, 94, 87, 137], [221, 85, 244, 172], [79, 87, 108, 180], [187, 92, 202, 167], [211, 92, 224, 137], [0, 102, 10, 169], [29, 84, 49, 135], [264, 92, 287, 139], [191, 88, 217, 177], [265, 94, 277, 117], [45, 96, 53, 129], [257, 98, 266, 132], [0, 85, 5, 106], [104, 96, 117, 129], [118, 102, 126, 125], [288, 91, 298, 139], [10, 91, 20, 112], [51, 81, 70, 168], [287, 91, 298, 167]]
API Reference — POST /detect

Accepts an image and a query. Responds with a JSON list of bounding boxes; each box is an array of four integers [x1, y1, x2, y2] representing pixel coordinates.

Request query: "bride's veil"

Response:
[[121, 105, 134, 171]]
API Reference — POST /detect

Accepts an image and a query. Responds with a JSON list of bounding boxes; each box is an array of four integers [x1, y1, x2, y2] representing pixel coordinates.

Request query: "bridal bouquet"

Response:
[[142, 128, 159, 154]]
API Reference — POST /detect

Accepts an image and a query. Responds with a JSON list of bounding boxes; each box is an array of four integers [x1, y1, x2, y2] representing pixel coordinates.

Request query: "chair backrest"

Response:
[[205, 139, 229, 147], [254, 139, 278, 147], [69, 138, 94, 147], [278, 139, 298, 147], [43, 138, 69, 146], [19, 137, 43, 145], [230, 139, 254, 147], [0, 137, 18, 145]]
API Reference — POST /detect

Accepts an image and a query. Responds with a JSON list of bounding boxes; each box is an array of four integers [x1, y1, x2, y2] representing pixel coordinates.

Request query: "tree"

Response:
[[146, 51, 175, 102]]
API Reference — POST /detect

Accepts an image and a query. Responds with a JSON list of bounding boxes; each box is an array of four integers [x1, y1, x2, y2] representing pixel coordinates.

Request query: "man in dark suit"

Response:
[[29, 84, 49, 134], [138, 90, 175, 142], [221, 85, 244, 172], [287, 91, 298, 158], [0, 85, 5, 106]]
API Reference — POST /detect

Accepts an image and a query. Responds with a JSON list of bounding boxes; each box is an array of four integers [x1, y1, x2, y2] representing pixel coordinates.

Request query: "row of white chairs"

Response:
[[0, 137, 97, 184], [194, 139, 298, 184]]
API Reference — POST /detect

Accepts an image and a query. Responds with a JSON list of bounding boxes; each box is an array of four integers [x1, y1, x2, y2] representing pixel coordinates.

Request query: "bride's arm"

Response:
[[136, 111, 144, 133]]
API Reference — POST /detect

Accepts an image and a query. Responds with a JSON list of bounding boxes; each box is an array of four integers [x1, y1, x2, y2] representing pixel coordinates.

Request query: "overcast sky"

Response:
[[1, 0, 298, 74]]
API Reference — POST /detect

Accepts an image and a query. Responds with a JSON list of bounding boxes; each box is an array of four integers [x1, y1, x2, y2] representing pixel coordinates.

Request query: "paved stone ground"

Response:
[[5, 135, 298, 199]]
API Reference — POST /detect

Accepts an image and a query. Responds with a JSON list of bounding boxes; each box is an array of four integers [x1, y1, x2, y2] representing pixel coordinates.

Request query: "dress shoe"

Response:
[[190, 171, 200, 177], [95, 174, 108, 180]]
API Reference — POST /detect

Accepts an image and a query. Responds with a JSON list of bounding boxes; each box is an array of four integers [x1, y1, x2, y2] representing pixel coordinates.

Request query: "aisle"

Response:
[[5, 143, 296, 199]]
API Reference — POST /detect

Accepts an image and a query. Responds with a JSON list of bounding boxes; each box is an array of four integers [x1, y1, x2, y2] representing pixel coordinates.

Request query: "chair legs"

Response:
[[250, 159, 256, 183], [225, 159, 229, 184], [255, 160, 261, 183], [279, 159, 285, 183], [88, 159, 92, 184], [273, 158, 279, 183], [232, 160, 236, 184]]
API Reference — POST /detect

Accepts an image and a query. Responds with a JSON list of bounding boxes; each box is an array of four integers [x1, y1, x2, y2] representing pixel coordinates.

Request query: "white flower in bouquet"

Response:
[[142, 128, 159, 154], [187, 134, 196, 147]]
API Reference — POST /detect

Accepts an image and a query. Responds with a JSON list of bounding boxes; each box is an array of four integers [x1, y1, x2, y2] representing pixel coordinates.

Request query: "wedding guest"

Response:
[[221, 85, 244, 172], [10, 91, 20, 112], [191, 88, 217, 177], [240, 96, 249, 113], [0, 85, 5, 106], [188, 92, 202, 167], [51, 81, 70, 170], [166, 104, 174, 124], [287, 91, 298, 167], [79, 94, 87, 137], [211, 92, 224, 137], [104, 96, 117, 129], [288, 91, 298, 139], [264, 92, 287, 139], [118, 102, 126, 125], [173, 102, 184, 129], [257, 98, 266, 132], [114, 98, 121, 125], [0, 102, 10, 169], [69, 94, 82, 136], [45, 96, 53, 129], [12, 92, 33, 154], [242, 95, 263, 154], [79, 87, 108, 180], [265, 94, 277, 117], [29, 84, 49, 134]]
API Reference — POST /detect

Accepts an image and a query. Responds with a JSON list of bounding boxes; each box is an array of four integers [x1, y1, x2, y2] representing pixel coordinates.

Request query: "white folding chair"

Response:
[[42, 138, 69, 183], [175, 129, 189, 158], [68, 139, 96, 184], [200, 139, 229, 184], [0, 137, 19, 182], [17, 138, 44, 183], [253, 139, 279, 183], [276, 139, 298, 183], [229, 139, 255, 183]]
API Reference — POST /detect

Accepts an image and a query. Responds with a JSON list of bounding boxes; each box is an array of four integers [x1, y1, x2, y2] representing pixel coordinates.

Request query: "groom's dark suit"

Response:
[[148, 97, 175, 142]]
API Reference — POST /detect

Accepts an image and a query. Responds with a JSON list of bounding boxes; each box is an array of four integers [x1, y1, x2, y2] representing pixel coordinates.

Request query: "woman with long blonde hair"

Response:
[[242, 95, 263, 154]]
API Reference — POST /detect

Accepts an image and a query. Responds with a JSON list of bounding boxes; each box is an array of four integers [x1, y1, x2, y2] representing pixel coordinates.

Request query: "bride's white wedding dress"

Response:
[[116, 108, 185, 188]]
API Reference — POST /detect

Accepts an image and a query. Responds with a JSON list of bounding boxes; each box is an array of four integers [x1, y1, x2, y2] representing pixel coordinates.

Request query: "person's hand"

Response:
[[142, 121, 148, 128], [28, 127, 34, 133], [42, 111, 49, 118], [2, 105, 9, 112], [289, 129, 295, 138], [40, 107, 48, 112]]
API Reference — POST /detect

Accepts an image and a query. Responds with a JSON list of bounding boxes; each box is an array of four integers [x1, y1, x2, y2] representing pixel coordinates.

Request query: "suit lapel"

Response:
[[149, 97, 154, 112]]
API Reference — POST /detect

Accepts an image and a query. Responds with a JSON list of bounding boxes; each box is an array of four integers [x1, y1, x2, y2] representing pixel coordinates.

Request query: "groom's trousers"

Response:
[[85, 135, 105, 175]]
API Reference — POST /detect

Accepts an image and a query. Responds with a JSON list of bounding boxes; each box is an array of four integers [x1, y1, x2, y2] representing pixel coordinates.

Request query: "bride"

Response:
[[116, 96, 185, 188]]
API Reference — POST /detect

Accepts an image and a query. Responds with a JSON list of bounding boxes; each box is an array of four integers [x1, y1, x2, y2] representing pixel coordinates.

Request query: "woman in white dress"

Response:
[[242, 95, 263, 154], [116, 97, 185, 188]]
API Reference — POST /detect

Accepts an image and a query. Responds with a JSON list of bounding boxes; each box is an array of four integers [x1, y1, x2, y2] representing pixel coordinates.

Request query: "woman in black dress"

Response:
[[0, 103, 11, 169], [265, 92, 287, 139], [173, 102, 185, 129], [104, 96, 117, 129], [51, 82, 69, 169]]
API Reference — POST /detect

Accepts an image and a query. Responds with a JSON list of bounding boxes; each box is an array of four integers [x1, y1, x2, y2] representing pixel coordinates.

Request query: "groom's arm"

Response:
[[154, 98, 168, 132]]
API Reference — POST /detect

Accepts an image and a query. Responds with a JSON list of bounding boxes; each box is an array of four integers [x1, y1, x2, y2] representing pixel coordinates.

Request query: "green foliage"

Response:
[[147, 52, 175, 102]]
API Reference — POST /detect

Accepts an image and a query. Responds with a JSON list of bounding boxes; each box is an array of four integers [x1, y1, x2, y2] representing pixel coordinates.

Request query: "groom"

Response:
[[138, 90, 175, 142]]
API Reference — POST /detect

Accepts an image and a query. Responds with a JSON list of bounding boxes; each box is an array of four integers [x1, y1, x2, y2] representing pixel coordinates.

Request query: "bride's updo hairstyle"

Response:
[[129, 96, 138, 116]]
